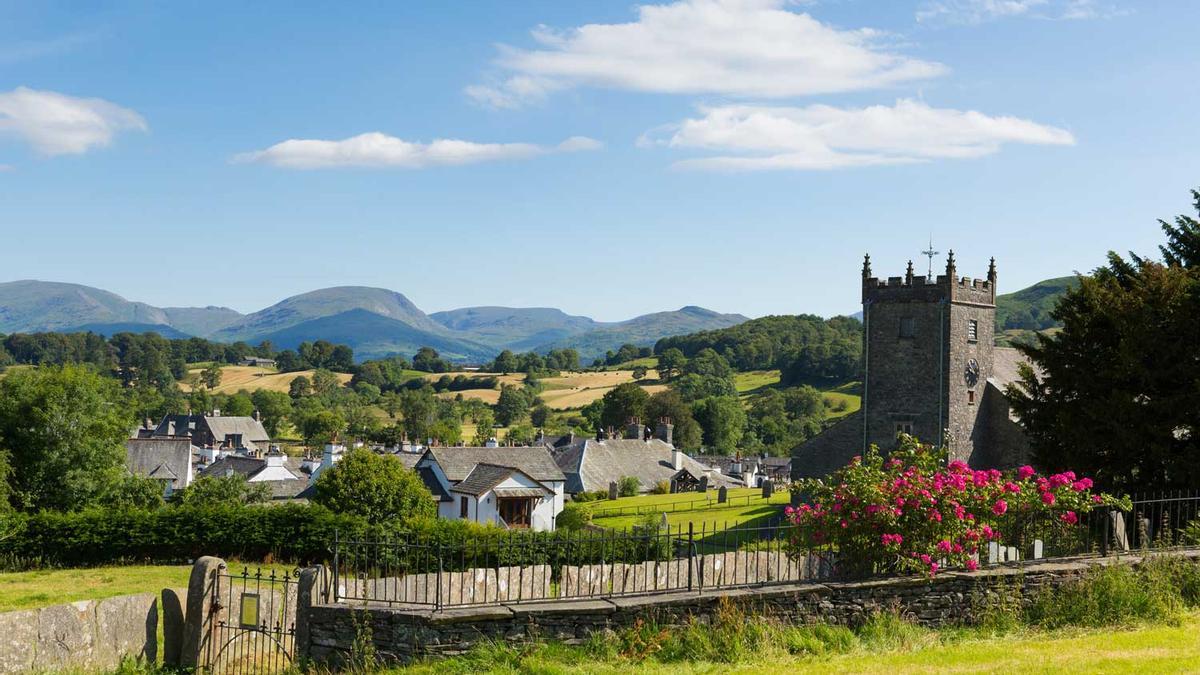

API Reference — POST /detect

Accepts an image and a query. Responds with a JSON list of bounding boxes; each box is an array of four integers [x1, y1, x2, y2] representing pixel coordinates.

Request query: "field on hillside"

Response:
[[438, 369, 665, 410], [734, 369, 781, 393], [180, 365, 352, 394]]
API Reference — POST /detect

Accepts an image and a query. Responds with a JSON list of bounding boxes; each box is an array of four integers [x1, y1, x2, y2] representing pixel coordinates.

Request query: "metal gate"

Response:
[[203, 565, 299, 674]]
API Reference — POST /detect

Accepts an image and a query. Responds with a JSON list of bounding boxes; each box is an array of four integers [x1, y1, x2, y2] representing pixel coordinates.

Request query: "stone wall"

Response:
[[0, 588, 186, 673], [305, 550, 1200, 665]]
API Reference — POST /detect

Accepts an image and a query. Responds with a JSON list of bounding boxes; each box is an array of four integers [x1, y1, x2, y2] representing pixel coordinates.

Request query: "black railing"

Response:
[[330, 520, 823, 608], [327, 492, 1200, 610]]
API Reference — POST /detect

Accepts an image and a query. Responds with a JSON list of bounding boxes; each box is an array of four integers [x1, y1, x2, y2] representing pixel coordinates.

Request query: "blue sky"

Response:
[[2, 0, 1197, 320]]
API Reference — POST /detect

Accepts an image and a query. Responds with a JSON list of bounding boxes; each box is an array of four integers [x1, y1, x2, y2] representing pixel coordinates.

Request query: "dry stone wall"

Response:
[[305, 550, 1200, 665]]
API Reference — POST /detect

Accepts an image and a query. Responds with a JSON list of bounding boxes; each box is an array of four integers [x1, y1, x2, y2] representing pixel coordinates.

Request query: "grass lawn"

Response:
[[591, 502, 786, 533], [0, 562, 300, 612], [586, 487, 770, 512], [0, 565, 193, 612], [391, 615, 1200, 674]]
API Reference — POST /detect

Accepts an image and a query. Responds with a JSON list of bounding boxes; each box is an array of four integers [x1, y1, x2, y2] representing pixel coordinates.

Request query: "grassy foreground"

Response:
[[384, 612, 1200, 667], [388, 617, 1200, 674]]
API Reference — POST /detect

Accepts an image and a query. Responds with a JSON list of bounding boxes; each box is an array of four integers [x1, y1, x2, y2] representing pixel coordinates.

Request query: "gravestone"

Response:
[[987, 541, 1000, 565], [698, 475, 709, 493], [1033, 539, 1044, 560], [608, 481, 619, 501], [762, 480, 774, 499], [717, 486, 728, 504], [1110, 511, 1130, 551]]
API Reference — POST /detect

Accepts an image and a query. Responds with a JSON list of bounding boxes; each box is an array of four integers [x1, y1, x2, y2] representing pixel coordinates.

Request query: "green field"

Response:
[[592, 502, 786, 532], [733, 369, 781, 393], [823, 381, 862, 418], [391, 615, 1200, 674]]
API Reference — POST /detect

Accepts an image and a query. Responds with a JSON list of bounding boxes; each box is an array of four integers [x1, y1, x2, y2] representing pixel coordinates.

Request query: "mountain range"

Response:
[[0, 281, 748, 362]]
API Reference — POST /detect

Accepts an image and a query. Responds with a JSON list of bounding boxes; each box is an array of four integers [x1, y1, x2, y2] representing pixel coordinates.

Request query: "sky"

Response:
[[1, 0, 1198, 321]]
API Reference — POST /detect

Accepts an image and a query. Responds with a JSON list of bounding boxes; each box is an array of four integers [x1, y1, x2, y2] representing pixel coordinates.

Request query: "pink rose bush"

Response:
[[786, 436, 1129, 577]]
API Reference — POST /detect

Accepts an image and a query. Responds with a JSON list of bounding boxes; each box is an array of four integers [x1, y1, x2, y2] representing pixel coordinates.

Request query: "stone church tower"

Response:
[[860, 252, 997, 465]]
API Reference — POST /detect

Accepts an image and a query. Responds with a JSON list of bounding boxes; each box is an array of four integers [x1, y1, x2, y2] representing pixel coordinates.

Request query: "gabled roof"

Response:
[[450, 463, 514, 496], [989, 346, 1036, 391], [125, 438, 196, 488], [555, 438, 739, 494], [417, 465, 452, 502], [202, 416, 271, 444], [422, 447, 565, 483]]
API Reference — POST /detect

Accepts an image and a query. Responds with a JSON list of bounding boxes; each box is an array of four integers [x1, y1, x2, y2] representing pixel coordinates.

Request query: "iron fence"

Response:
[[330, 520, 825, 608], [327, 491, 1200, 610]]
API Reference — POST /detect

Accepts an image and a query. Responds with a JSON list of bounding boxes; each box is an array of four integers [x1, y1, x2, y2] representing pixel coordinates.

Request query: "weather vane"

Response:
[[921, 236, 940, 280]]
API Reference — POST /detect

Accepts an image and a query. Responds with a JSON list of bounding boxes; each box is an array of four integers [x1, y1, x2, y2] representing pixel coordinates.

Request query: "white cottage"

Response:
[[416, 447, 566, 531]]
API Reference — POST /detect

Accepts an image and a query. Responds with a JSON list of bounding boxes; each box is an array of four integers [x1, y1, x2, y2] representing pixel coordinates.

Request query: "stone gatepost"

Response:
[[295, 565, 327, 662], [180, 556, 227, 668]]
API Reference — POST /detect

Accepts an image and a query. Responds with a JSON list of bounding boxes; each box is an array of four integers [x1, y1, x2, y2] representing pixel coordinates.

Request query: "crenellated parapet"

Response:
[[861, 252, 996, 306]]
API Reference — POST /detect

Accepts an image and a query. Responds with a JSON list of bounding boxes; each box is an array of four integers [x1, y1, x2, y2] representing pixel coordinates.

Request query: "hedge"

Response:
[[0, 504, 676, 570]]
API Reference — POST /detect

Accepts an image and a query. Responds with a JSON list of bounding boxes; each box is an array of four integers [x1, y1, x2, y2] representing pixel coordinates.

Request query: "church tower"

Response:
[[860, 252, 998, 464]]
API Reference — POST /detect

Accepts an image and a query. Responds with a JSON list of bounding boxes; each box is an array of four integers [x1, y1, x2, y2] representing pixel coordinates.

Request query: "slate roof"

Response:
[[125, 438, 196, 488], [989, 346, 1037, 391], [198, 455, 303, 482], [450, 463, 515, 496], [554, 438, 739, 494], [422, 447, 565, 483], [417, 465, 452, 502], [203, 416, 271, 444]]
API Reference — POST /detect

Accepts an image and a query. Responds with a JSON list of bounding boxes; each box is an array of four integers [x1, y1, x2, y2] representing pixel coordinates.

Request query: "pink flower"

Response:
[[1041, 492, 1056, 506], [1072, 478, 1093, 491], [929, 562, 940, 575], [965, 559, 979, 572], [1093, 495, 1103, 504], [919, 554, 932, 565], [784, 506, 795, 516], [993, 499, 1008, 516], [1004, 482, 1022, 494], [981, 524, 996, 540], [948, 460, 969, 473], [1060, 511, 1079, 525], [1017, 465, 1035, 480], [881, 533, 904, 546], [937, 540, 953, 553]]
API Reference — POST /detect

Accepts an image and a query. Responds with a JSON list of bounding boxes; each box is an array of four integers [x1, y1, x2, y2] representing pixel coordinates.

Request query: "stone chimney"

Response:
[[731, 453, 743, 477], [655, 418, 674, 446], [485, 437, 499, 448], [253, 410, 261, 422], [265, 445, 285, 468], [626, 418, 645, 441], [672, 448, 685, 471]]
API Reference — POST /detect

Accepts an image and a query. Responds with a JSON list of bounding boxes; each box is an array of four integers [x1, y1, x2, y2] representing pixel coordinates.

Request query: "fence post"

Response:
[[687, 522, 695, 592], [331, 530, 340, 603], [436, 543, 444, 611]]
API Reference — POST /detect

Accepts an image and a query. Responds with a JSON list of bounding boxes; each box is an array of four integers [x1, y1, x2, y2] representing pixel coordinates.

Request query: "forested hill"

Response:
[[995, 276, 1079, 331], [654, 314, 862, 383]]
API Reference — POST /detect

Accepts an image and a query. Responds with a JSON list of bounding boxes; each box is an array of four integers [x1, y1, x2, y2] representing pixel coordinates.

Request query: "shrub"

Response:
[[786, 435, 1128, 577], [618, 476, 641, 497], [1025, 559, 1187, 628], [571, 490, 609, 503], [556, 503, 593, 531], [650, 480, 671, 495]]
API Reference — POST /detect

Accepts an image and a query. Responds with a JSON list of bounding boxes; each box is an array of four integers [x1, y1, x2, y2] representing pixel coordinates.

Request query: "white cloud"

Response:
[[467, 0, 947, 108], [917, 0, 1124, 24], [233, 132, 602, 169], [643, 100, 1075, 171], [0, 86, 146, 156]]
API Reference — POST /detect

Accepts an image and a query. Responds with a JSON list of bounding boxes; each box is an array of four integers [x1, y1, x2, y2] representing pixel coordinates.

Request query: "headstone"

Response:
[[1110, 511, 1130, 551], [1033, 539, 1044, 560], [717, 486, 728, 504], [608, 481, 619, 501], [987, 541, 1000, 565], [762, 480, 774, 499], [1006, 546, 1019, 562], [698, 475, 709, 493], [660, 512, 669, 531]]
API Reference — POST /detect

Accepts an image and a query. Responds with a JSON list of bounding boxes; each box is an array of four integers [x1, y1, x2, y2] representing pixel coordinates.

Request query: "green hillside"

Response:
[[995, 275, 1079, 331], [536, 306, 749, 362], [430, 306, 597, 351]]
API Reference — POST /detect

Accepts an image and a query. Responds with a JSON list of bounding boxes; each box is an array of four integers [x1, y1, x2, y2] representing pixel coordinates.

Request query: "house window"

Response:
[[899, 317, 916, 338], [459, 496, 469, 518], [968, 390, 976, 406], [967, 319, 979, 343], [895, 421, 914, 436]]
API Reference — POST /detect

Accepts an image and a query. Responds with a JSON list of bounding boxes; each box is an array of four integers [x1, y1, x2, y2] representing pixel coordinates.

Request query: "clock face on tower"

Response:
[[965, 358, 980, 386]]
